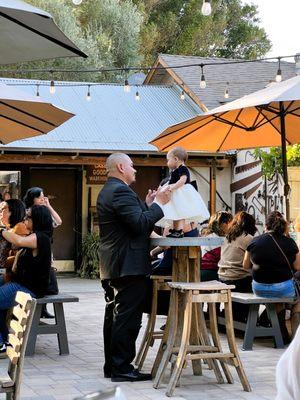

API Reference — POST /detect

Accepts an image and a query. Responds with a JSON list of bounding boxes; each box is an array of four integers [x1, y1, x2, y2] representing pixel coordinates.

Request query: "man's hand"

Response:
[[145, 189, 157, 207], [155, 186, 171, 206]]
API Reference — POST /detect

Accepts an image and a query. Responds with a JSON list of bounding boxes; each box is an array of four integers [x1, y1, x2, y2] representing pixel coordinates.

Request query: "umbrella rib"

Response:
[[0, 101, 56, 127], [214, 116, 248, 130], [158, 116, 217, 151], [217, 109, 244, 151], [0, 113, 45, 134], [157, 114, 214, 140], [0, 11, 87, 59], [258, 109, 292, 145]]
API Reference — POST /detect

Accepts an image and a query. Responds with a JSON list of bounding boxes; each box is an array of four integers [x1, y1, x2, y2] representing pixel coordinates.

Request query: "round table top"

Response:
[[150, 236, 224, 247]]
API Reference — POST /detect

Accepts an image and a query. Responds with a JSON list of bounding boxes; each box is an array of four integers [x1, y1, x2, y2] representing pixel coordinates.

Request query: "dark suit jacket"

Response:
[[97, 177, 164, 280]]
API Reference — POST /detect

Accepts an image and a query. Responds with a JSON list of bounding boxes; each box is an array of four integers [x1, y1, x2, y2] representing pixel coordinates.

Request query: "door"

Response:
[[29, 168, 77, 261]]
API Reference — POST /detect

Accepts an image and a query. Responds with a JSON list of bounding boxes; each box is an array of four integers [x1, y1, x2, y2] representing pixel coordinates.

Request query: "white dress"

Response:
[[156, 166, 210, 227]]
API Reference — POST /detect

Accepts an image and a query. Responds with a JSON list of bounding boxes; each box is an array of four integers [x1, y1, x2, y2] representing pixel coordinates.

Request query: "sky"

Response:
[[244, 0, 300, 59]]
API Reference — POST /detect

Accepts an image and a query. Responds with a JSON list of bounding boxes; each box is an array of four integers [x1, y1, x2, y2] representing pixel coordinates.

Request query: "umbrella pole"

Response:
[[279, 101, 290, 222]]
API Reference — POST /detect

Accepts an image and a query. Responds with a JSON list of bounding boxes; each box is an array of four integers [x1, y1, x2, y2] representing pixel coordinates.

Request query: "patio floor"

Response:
[[0, 277, 285, 400]]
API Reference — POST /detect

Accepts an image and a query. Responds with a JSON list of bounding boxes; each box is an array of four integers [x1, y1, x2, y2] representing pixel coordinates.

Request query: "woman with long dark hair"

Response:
[[244, 211, 300, 341], [201, 211, 233, 281], [24, 187, 61, 318], [218, 211, 257, 321], [23, 187, 62, 226], [0, 199, 26, 269], [0, 205, 53, 353]]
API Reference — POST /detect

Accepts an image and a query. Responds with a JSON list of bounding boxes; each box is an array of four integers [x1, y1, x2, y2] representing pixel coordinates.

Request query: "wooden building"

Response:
[[0, 79, 233, 271]]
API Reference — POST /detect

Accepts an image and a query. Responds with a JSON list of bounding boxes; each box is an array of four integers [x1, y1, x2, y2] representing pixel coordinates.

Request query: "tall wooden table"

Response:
[[150, 237, 224, 378]]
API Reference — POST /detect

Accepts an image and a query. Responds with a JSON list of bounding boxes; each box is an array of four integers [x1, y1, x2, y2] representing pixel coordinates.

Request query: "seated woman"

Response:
[[0, 199, 26, 271], [0, 205, 53, 353], [201, 211, 233, 281], [218, 211, 257, 322], [244, 211, 300, 342]]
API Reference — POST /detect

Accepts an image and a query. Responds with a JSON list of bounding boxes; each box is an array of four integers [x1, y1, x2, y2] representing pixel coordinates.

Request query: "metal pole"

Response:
[[279, 101, 290, 221]]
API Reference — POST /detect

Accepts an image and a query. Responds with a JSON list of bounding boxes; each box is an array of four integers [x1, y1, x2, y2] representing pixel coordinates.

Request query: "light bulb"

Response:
[[180, 90, 185, 101], [86, 85, 91, 101], [36, 84, 40, 97], [201, 0, 211, 16], [72, 0, 82, 5], [135, 91, 140, 101], [124, 79, 130, 93], [275, 69, 282, 82], [200, 74, 206, 89], [50, 80, 55, 94], [224, 84, 229, 99]]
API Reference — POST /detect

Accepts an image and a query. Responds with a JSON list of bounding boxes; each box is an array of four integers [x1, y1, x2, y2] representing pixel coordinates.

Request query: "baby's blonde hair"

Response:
[[168, 146, 188, 162]]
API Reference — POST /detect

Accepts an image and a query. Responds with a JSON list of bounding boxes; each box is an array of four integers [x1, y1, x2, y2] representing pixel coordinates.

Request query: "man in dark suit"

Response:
[[97, 153, 170, 382]]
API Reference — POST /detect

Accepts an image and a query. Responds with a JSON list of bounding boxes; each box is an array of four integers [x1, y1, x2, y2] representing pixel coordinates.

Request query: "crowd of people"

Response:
[[0, 187, 61, 354], [97, 149, 300, 387]]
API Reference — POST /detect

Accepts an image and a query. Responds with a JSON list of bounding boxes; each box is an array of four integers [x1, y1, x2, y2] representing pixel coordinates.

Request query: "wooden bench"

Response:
[[218, 292, 296, 350], [26, 293, 79, 356]]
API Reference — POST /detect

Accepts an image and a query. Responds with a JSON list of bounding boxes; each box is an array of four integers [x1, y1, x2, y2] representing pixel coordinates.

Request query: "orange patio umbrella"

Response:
[[0, 82, 74, 143], [150, 75, 300, 221]]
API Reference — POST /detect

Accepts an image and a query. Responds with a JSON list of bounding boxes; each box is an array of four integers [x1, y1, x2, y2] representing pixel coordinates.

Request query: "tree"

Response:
[[134, 0, 271, 64], [253, 145, 300, 179], [0, 0, 143, 82]]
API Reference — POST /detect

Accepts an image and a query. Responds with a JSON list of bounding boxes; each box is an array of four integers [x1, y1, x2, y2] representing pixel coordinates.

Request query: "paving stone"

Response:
[[0, 277, 286, 399]]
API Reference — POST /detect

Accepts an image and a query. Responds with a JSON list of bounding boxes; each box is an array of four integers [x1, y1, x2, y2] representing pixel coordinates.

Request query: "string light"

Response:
[[86, 85, 91, 101], [124, 79, 130, 93], [135, 90, 140, 101], [224, 82, 229, 99], [276, 57, 282, 82], [200, 65, 206, 89], [72, 0, 82, 5], [180, 90, 185, 101], [0, 53, 298, 77], [36, 84, 40, 97], [201, 0, 211, 16], [49, 80, 55, 94]]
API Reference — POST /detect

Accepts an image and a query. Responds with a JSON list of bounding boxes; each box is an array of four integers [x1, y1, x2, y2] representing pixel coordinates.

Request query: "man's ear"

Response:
[[116, 163, 124, 174]]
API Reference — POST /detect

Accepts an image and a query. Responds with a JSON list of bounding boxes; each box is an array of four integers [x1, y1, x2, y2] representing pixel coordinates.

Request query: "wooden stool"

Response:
[[153, 281, 251, 397], [135, 275, 172, 369]]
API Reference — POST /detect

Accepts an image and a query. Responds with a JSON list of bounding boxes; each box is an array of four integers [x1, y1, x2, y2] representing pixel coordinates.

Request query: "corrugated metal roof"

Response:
[[0, 78, 202, 152], [149, 54, 296, 110]]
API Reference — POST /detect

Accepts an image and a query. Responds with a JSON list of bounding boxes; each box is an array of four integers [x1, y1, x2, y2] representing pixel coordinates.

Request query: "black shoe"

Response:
[[160, 323, 166, 331], [41, 305, 55, 319], [111, 370, 152, 382], [104, 372, 111, 378], [166, 229, 184, 238]]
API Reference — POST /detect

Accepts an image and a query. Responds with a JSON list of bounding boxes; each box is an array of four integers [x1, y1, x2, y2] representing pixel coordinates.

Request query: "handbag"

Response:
[[47, 267, 59, 295], [268, 233, 300, 297]]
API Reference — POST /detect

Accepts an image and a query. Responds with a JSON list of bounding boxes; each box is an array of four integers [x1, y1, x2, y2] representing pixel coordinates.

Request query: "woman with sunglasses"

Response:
[[0, 205, 53, 353]]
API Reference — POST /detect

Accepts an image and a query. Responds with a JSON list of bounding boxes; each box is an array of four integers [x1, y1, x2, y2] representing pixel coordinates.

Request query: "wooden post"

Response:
[[210, 160, 217, 215]]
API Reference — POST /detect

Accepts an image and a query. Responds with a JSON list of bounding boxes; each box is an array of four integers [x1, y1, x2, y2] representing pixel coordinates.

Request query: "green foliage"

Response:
[[78, 233, 100, 279], [0, 0, 271, 80], [254, 145, 300, 179], [134, 0, 271, 64], [1, 0, 143, 82], [287, 144, 300, 166], [253, 148, 282, 179]]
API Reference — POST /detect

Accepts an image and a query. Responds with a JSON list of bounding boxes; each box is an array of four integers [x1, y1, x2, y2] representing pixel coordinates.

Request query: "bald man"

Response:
[[97, 153, 170, 382]]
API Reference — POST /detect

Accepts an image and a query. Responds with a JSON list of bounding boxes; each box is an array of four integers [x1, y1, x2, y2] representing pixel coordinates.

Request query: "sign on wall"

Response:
[[86, 164, 107, 184]]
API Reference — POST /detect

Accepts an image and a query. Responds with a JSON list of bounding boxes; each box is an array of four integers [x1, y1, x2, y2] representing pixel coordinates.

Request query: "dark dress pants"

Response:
[[101, 279, 115, 376], [103, 275, 148, 375]]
